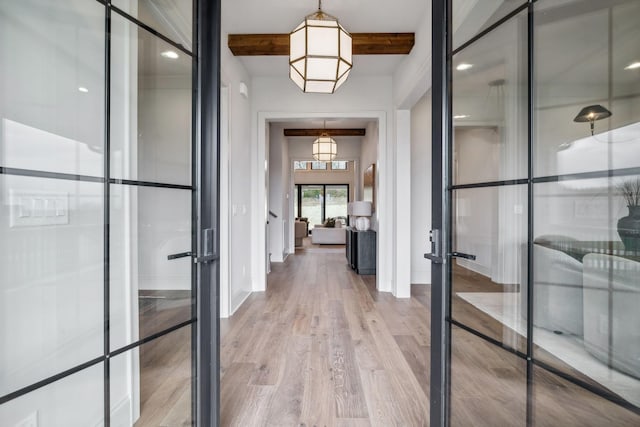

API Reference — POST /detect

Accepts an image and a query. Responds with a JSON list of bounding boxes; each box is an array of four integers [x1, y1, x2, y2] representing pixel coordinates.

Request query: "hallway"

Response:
[[219, 247, 430, 426]]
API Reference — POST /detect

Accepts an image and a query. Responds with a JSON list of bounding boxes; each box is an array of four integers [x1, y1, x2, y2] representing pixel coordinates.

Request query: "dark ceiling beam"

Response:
[[284, 128, 366, 137], [228, 33, 415, 56]]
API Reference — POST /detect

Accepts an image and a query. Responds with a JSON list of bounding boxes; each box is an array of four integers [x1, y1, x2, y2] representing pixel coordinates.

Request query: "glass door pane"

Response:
[[0, 0, 105, 401], [108, 8, 196, 425], [0, 0, 202, 424], [532, 0, 640, 417], [325, 184, 349, 222], [301, 185, 324, 230], [451, 185, 528, 352]]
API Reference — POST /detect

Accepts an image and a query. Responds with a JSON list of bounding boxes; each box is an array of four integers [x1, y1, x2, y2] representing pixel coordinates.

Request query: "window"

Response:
[[331, 161, 348, 170], [295, 184, 349, 230], [311, 161, 327, 170], [294, 161, 309, 170]]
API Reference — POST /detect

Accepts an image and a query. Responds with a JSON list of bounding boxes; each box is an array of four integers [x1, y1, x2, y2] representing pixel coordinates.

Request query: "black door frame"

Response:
[[429, 1, 451, 426], [196, 0, 221, 426]]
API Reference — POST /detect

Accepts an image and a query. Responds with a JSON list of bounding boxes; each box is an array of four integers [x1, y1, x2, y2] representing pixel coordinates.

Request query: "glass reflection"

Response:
[[111, 14, 193, 186], [110, 185, 193, 351], [535, 0, 640, 178], [0, 175, 103, 395], [112, 0, 193, 51], [0, 364, 104, 427], [533, 176, 640, 409], [452, 11, 528, 185], [0, 0, 105, 177], [451, 185, 528, 352], [111, 326, 192, 426], [450, 327, 527, 427], [534, 366, 640, 425], [452, 0, 527, 51]]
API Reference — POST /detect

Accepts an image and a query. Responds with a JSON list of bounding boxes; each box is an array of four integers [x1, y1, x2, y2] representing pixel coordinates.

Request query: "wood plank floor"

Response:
[[133, 243, 640, 426], [220, 247, 430, 426]]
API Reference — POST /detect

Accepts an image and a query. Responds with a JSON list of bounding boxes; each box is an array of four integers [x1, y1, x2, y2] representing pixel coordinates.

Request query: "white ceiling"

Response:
[[221, 0, 429, 78]]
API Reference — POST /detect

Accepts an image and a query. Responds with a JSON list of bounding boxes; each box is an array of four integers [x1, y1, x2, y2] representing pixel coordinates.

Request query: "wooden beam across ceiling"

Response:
[[284, 128, 366, 137], [228, 33, 415, 56]]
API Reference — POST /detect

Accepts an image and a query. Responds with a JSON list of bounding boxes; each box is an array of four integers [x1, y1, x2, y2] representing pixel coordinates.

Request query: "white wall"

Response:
[[221, 26, 253, 314], [410, 91, 433, 285], [394, 7, 432, 109]]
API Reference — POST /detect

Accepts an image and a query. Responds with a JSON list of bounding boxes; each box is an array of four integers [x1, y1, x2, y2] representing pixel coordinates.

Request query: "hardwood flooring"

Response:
[[132, 247, 640, 426], [220, 248, 430, 426]]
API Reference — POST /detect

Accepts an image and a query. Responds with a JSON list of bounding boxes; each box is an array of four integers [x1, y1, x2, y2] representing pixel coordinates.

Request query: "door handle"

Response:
[[450, 252, 476, 260], [424, 229, 445, 264], [167, 251, 193, 260], [424, 253, 445, 264]]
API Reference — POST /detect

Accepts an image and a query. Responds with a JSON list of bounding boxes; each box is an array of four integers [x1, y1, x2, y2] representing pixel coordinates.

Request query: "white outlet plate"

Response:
[[14, 411, 38, 427]]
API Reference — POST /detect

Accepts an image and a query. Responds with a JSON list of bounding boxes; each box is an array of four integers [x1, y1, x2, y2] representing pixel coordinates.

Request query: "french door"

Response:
[[0, 0, 219, 425], [431, 1, 640, 426]]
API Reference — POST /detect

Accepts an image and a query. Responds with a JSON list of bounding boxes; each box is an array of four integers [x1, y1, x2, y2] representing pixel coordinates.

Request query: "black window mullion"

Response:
[[526, 2, 535, 426], [103, 2, 112, 426]]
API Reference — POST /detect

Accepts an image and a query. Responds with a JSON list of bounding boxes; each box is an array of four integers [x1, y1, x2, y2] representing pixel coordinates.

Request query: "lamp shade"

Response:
[[312, 134, 337, 161], [574, 104, 612, 135], [289, 3, 352, 94], [573, 104, 612, 123], [351, 201, 372, 216]]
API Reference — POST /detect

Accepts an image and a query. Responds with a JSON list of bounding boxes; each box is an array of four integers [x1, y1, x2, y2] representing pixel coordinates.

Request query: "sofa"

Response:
[[583, 253, 640, 379], [311, 220, 346, 245], [294, 219, 308, 247], [520, 236, 584, 336]]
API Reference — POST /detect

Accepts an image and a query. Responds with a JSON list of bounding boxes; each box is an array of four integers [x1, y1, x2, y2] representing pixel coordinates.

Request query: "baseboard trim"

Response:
[[230, 290, 252, 316]]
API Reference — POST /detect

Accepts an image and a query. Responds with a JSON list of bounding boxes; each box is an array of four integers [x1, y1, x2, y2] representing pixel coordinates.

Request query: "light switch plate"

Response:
[[10, 190, 69, 227]]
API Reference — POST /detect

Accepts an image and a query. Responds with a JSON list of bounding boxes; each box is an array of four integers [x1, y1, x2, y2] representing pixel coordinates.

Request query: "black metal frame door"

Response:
[[196, 0, 221, 425], [431, 1, 640, 426], [428, 1, 452, 426]]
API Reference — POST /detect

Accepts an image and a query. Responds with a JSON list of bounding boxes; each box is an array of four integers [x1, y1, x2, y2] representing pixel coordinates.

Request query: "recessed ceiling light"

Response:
[[161, 50, 179, 59], [456, 63, 473, 71], [454, 114, 469, 119], [78, 87, 89, 93], [624, 61, 640, 70]]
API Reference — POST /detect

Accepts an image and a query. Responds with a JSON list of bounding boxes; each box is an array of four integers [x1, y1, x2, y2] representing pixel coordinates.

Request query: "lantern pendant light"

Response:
[[289, 0, 352, 94], [312, 121, 338, 161]]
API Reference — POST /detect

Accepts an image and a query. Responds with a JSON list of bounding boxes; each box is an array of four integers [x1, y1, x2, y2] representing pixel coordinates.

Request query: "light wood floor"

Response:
[[220, 247, 430, 426], [133, 246, 640, 426]]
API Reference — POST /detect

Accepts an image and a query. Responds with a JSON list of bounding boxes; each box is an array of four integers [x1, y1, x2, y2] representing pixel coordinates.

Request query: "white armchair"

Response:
[[583, 253, 640, 379], [521, 238, 584, 336]]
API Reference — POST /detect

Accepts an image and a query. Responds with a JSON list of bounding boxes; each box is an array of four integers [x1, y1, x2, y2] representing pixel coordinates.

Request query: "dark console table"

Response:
[[346, 227, 376, 275]]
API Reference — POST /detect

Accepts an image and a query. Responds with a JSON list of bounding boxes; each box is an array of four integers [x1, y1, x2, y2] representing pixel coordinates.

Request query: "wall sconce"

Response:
[[573, 104, 612, 135]]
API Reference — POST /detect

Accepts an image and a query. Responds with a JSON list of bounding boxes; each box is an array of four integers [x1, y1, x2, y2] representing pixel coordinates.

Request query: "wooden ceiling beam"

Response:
[[284, 128, 366, 137], [228, 33, 414, 56]]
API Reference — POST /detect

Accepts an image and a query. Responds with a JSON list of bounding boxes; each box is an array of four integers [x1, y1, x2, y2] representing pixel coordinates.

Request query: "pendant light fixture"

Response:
[[312, 121, 338, 161], [573, 104, 612, 135], [289, 0, 352, 94]]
